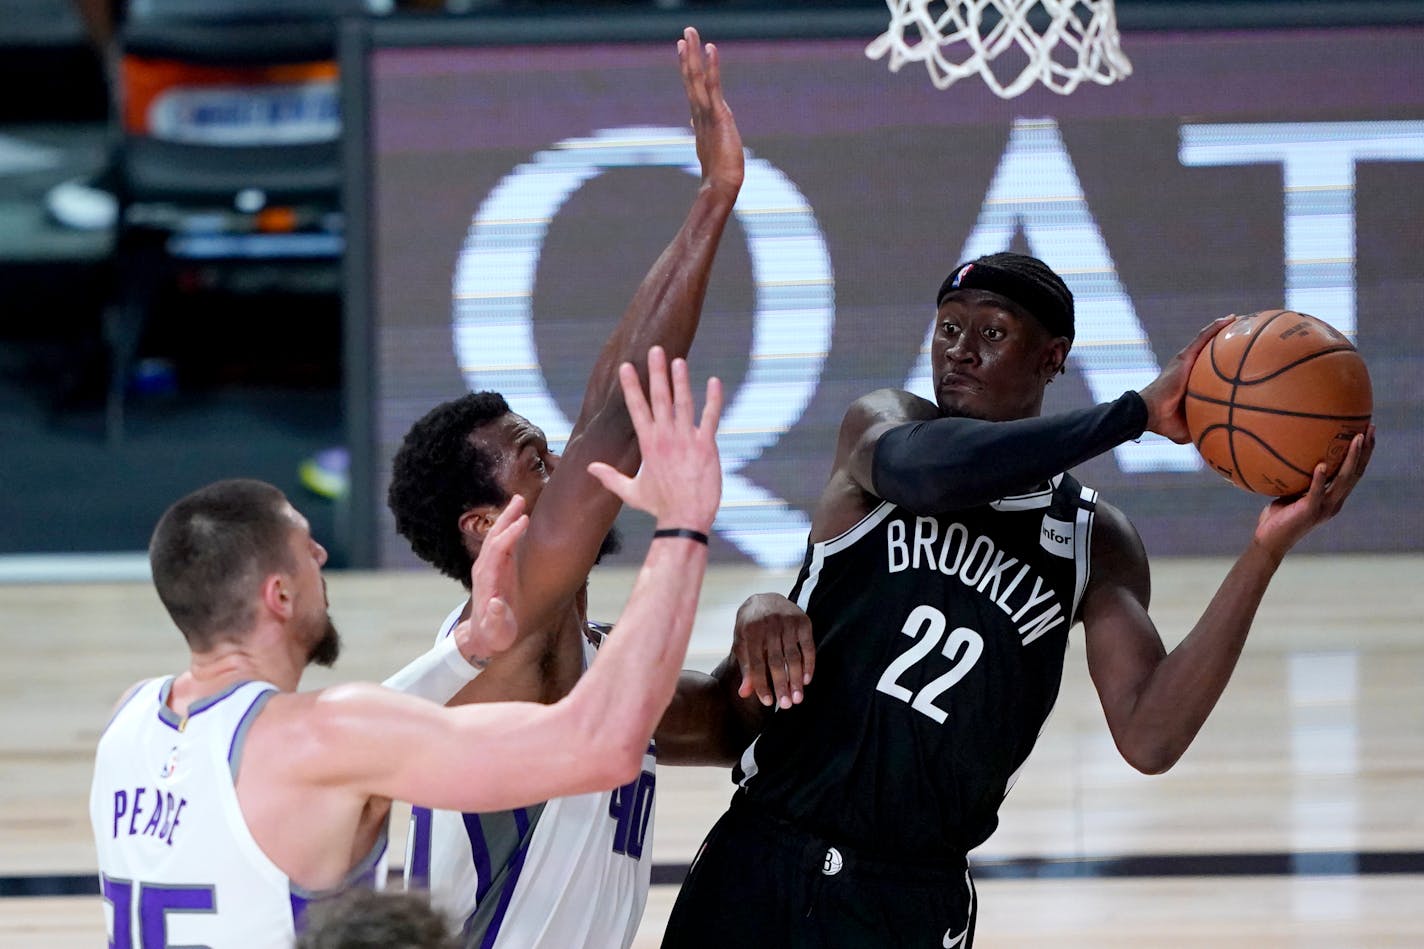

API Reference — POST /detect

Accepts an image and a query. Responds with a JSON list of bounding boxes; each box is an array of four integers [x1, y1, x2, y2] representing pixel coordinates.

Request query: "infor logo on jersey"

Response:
[[1039, 516, 1074, 558]]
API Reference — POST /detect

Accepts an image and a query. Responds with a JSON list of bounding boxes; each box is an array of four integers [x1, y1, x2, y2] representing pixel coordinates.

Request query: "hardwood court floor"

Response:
[[2, 554, 1421, 947]]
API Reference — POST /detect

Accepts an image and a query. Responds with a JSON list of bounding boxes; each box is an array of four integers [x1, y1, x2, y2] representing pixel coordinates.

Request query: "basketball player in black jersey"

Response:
[[662, 252, 1375, 948]]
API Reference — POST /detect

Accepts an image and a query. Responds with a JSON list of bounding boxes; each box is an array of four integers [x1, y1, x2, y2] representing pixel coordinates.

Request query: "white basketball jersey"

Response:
[[404, 605, 655, 949], [91, 677, 388, 948]]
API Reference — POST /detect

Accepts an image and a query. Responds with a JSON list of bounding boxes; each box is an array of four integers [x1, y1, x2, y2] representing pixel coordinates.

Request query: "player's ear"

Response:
[[1041, 337, 1070, 383], [261, 572, 293, 621], [458, 505, 501, 542]]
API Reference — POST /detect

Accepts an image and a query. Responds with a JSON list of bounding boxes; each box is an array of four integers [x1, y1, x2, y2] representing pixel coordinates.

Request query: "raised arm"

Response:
[[511, 27, 745, 631], [298, 347, 725, 812], [1081, 428, 1374, 774]]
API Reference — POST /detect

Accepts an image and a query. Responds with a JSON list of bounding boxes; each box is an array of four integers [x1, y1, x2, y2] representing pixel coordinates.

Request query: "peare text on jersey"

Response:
[[885, 516, 1065, 646]]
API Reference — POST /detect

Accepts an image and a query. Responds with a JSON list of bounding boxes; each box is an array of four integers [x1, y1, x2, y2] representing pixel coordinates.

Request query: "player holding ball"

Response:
[[662, 252, 1374, 949]]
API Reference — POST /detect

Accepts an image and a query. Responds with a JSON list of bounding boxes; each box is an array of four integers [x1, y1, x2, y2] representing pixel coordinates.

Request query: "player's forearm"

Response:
[[654, 667, 765, 767], [566, 537, 710, 772], [1118, 542, 1281, 773], [380, 633, 481, 705], [872, 392, 1148, 513], [575, 188, 739, 431]]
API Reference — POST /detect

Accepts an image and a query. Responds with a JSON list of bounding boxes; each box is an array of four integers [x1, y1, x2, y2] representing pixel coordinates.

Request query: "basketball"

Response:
[[1185, 310, 1372, 496]]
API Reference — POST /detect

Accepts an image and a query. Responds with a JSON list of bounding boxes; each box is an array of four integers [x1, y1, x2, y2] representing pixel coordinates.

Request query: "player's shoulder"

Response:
[[242, 683, 395, 772], [1087, 497, 1149, 590], [844, 387, 938, 426], [835, 388, 938, 459], [106, 677, 156, 721]]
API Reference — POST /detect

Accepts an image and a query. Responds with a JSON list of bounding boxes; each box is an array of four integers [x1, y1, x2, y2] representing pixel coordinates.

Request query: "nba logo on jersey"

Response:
[[1039, 516, 1074, 558], [159, 745, 180, 780]]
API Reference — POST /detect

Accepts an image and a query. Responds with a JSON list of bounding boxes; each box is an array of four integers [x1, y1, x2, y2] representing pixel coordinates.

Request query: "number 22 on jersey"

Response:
[[876, 605, 984, 724]]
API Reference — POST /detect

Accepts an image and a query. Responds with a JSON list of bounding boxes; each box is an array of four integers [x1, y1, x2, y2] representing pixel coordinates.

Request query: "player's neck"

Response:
[[174, 628, 304, 711]]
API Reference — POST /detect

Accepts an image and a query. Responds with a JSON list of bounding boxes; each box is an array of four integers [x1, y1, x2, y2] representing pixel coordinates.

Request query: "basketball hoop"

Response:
[[865, 0, 1132, 99]]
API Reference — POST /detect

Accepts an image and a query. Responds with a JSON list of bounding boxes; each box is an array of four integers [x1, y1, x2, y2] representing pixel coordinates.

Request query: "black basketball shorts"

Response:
[[662, 794, 977, 948]]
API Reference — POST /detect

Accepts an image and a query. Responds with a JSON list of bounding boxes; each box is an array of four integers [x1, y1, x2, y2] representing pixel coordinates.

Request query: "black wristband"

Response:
[[652, 527, 709, 545]]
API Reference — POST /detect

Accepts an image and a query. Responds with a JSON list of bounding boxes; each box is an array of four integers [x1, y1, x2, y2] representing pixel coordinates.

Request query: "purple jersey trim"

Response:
[[226, 687, 276, 778], [462, 812, 495, 906], [407, 806, 434, 891], [155, 678, 262, 732], [290, 890, 311, 933], [289, 827, 390, 933], [475, 807, 533, 949]]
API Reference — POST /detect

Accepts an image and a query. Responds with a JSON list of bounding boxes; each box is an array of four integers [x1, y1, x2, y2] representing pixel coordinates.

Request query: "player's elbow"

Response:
[[566, 704, 650, 791], [577, 732, 646, 790], [1118, 736, 1185, 776], [606, 741, 649, 786]]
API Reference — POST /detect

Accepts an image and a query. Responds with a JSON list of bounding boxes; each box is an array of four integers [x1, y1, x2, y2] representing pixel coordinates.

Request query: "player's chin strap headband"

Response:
[[937, 256, 1075, 343]]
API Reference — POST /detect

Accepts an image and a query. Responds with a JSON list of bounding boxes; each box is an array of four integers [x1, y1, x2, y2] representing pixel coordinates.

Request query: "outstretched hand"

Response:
[[678, 27, 744, 199], [1139, 315, 1235, 443], [455, 494, 529, 666], [588, 346, 723, 532], [1253, 425, 1375, 558]]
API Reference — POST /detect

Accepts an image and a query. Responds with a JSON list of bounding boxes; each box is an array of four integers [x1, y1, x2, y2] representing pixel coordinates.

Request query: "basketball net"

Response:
[[865, 0, 1133, 98]]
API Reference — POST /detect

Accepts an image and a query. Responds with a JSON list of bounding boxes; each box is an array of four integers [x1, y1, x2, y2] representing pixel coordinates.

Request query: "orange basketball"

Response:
[[1185, 310, 1372, 496]]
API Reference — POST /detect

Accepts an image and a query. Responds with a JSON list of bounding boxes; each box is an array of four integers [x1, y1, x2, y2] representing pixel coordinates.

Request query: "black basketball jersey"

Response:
[[737, 474, 1098, 861]]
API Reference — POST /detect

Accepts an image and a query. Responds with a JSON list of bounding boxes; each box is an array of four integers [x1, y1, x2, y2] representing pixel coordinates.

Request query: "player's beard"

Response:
[[308, 614, 342, 667]]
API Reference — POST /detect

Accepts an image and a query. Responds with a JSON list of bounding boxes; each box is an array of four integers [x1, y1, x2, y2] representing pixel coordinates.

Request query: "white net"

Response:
[[865, 0, 1133, 98]]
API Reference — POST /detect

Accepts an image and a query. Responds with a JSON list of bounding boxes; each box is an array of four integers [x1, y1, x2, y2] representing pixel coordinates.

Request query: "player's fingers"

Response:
[[1353, 425, 1377, 478], [487, 513, 529, 559], [699, 376, 724, 438], [671, 357, 694, 429], [1183, 314, 1235, 361], [795, 619, 816, 686], [482, 596, 508, 627], [764, 640, 793, 709], [753, 660, 774, 708], [704, 42, 723, 102], [488, 494, 527, 541], [782, 635, 805, 705], [616, 360, 654, 435], [1346, 426, 1375, 480], [587, 461, 637, 504], [680, 28, 707, 107], [734, 639, 770, 706], [1323, 431, 1370, 516], [740, 638, 774, 707], [646, 346, 673, 424], [1300, 462, 1329, 514], [482, 598, 518, 647]]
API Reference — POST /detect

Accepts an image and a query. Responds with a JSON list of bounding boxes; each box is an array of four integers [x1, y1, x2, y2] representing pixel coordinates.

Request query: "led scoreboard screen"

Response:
[[345, 15, 1424, 569]]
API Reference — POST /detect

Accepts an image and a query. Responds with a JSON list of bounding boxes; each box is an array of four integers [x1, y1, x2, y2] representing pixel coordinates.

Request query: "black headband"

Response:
[[936, 253, 1075, 342]]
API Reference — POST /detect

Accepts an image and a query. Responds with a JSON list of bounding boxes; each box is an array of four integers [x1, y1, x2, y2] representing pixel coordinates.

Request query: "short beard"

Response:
[[308, 616, 342, 668], [594, 525, 622, 565]]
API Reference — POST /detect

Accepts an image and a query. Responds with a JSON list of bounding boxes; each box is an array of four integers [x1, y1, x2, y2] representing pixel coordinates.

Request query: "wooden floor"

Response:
[[2, 554, 1421, 947]]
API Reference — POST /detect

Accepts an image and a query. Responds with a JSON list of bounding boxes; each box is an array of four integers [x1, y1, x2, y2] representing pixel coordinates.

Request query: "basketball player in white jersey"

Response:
[[90, 345, 726, 948], [383, 27, 766, 949]]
